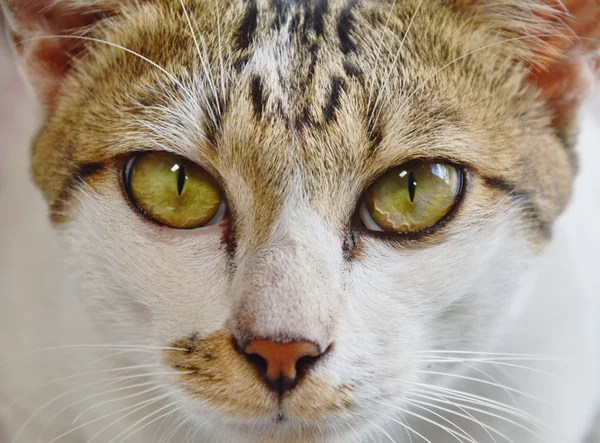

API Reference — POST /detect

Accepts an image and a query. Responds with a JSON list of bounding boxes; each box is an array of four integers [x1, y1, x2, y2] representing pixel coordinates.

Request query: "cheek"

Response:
[[343, 207, 538, 365], [60, 189, 232, 343]]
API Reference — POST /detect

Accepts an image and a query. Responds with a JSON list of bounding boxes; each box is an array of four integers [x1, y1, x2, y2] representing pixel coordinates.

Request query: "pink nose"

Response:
[[242, 340, 323, 395]]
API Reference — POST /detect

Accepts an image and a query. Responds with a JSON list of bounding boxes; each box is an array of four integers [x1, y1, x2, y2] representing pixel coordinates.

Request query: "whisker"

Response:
[[1, 343, 186, 365], [367, 0, 398, 106], [409, 389, 548, 441], [376, 411, 433, 443], [73, 384, 164, 424], [460, 362, 519, 407], [346, 420, 364, 442], [9, 365, 163, 443], [408, 385, 566, 441], [397, 415, 414, 443], [405, 396, 511, 442], [427, 391, 499, 443], [389, 397, 479, 443], [409, 383, 543, 424], [186, 424, 202, 443], [369, 0, 425, 133], [371, 33, 600, 138], [178, 0, 221, 121], [372, 399, 474, 443], [87, 350, 135, 367], [156, 414, 181, 443], [410, 350, 563, 359], [362, 416, 396, 443], [108, 400, 181, 443], [21, 35, 186, 92], [48, 392, 173, 443], [414, 357, 560, 377], [181, 420, 197, 443], [414, 369, 548, 404], [160, 415, 186, 443], [39, 377, 164, 442], [215, 0, 226, 97], [117, 403, 182, 443]]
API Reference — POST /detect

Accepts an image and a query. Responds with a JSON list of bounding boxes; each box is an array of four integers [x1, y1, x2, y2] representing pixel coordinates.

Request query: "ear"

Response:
[[526, 0, 600, 141], [460, 0, 599, 142], [1, 0, 116, 110]]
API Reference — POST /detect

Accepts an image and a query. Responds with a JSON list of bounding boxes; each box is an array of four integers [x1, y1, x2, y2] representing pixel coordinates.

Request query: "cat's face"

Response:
[[3, 0, 598, 441]]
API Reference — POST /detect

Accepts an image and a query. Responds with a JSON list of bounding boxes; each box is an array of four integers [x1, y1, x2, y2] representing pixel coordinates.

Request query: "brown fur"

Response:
[[2, 0, 594, 249], [164, 330, 353, 423]]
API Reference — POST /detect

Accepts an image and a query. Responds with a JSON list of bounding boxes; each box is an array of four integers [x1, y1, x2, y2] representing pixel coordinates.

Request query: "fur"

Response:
[[1, 0, 599, 441]]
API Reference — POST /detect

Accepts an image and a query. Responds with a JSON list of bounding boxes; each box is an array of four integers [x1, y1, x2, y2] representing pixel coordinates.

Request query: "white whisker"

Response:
[[49, 392, 171, 443], [369, 0, 425, 132], [215, 0, 226, 98], [414, 369, 548, 404], [414, 357, 560, 377], [410, 350, 562, 359], [461, 361, 519, 407], [117, 403, 182, 443], [372, 399, 474, 443], [377, 411, 433, 443], [405, 395, 510, 442], [10, 364, 163, 443], [21, 36, 186, 92], [161, 415, 188, 443], [39, 377, 164, 442], [371, 34, 600, 141], [367, 0, 398, 106], [1, 343, 186, 367], [408, 384, 566, 441], [410, 389, 548, 441], [73, 384, 164, 424], [178, 0, 221, 121]]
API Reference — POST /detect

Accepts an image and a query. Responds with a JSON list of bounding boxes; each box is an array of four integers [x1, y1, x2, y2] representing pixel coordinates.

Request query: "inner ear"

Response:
[[526, 0, 600, 142], [455, 0, 599, 142], [2, 0, 114, 110]]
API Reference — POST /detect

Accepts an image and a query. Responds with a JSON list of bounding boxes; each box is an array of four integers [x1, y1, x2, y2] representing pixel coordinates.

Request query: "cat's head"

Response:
[[3, 0, 599, 440]]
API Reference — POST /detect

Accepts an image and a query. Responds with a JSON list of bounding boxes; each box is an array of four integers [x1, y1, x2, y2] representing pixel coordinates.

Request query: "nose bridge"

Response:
[[232, 227, 341, 350]]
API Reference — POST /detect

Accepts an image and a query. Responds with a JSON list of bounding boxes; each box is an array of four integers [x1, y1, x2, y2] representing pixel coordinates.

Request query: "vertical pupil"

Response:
[[177, 164, 186, 196], [408, 170, 416, 202]]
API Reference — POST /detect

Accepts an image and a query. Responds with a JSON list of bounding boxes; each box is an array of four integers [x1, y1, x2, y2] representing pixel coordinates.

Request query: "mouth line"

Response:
[[275, 411, 286, 423]]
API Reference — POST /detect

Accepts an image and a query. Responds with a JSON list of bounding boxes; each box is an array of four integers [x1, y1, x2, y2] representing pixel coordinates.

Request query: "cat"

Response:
[[0, 0, 599, 442]]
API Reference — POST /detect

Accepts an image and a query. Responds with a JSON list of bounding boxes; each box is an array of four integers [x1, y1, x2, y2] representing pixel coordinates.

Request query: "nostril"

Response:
[[244, 351, 268, 378], [295, 354, 320, 378], [239, 339, 327, 396]]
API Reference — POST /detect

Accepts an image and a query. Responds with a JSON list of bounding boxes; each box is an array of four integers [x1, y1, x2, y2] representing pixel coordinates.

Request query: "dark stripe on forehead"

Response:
[[311, 0, 328, 36], [482, 176, 551, 238], [250, 75, 265, 119], [337, 0, 358, 54], [342, 60, 363, 79], [297, 0, 330, 37], [324, 77, 345, 124], [235, 0, 258, 51]]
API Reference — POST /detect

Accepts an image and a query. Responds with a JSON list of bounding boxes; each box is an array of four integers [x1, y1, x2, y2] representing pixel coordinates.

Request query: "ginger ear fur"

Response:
[[457, 0, 599, 141], [1, 0, 117, 111]]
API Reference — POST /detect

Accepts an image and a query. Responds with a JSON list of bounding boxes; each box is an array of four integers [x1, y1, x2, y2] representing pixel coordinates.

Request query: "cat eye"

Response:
[[125, 152, 225, 229], [359, 162, 462, 233]]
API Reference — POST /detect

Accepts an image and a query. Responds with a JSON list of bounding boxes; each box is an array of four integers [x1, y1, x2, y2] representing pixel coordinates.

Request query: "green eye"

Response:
[[360, 162, 462, 233], [126, 152, 224, 229]]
